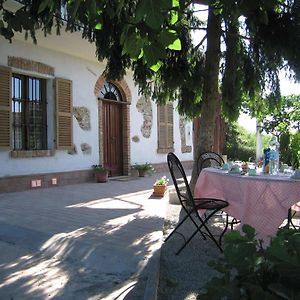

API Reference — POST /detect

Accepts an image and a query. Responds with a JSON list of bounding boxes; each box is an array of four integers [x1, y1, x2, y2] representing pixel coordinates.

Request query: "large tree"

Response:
[[1, 0, 300, 189]]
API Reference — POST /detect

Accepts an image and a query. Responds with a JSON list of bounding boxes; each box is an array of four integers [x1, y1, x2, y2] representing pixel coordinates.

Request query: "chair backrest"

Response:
[[197, 151, 224, 175], [167, 152, 196, 210]]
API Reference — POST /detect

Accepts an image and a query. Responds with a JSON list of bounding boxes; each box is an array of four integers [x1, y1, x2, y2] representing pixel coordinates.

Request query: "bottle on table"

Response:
[[263, 148, 270, 174], [269, 138, 280, 175]]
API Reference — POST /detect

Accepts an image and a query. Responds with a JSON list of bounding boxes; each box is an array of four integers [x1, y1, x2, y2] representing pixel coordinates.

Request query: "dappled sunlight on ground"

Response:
[[66, 189, 153, 210], [0, 183, 168, 299], [0, 253, 69, 299]]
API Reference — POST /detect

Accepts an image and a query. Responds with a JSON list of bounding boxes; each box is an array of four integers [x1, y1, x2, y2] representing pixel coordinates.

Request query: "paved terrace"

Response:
[[0, 172, 172, 300]]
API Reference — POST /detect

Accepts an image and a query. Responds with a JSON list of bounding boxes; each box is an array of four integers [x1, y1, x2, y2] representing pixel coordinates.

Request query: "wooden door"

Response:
[[102, 101, 123, 176]]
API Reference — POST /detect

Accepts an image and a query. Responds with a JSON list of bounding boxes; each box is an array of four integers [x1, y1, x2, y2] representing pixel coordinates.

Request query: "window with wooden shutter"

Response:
[[157, 103, 174, 153], [11, 74, 47, 150], [55, 78, 73, 150], [0, 66, 12, 149]]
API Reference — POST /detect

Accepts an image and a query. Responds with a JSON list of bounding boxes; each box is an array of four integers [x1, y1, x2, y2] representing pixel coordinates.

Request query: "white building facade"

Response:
[[0, 30, 193, 192]]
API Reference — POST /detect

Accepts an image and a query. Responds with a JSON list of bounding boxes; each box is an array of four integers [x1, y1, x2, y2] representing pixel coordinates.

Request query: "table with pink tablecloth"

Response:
[[194, 168, 300, 242]]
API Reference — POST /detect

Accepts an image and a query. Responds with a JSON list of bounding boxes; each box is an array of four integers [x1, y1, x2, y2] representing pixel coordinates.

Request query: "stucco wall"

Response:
[[0, 35, 193, 178], [130, 100, 193, 164]]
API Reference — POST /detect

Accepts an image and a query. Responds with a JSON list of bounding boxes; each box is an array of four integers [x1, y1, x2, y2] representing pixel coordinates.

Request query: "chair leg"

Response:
[[165, 206, 207, 244], [201, 209, 224, 253], [175, 208, 224, 255], [176, 227, 200, 255], [164, 213, 190, 242], [287, 208, 298, 229], [219, 213, 229, 246]]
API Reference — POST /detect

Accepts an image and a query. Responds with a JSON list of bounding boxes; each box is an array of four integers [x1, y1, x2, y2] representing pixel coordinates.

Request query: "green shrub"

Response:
[[198, 225, 300, 300]]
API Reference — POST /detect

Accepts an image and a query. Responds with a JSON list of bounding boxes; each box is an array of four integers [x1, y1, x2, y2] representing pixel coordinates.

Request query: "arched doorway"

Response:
[[99, 82, 124, 176], [95, 77, 131, 177]]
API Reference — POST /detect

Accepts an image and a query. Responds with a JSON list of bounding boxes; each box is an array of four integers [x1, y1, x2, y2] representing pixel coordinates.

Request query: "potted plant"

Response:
[[92, 164, 109, 182], [133, 162, 154, 177], [153, 176, 169, 196]]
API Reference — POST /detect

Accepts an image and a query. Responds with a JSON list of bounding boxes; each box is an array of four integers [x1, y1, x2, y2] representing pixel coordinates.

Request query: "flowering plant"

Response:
[[133, 162, 154, 172], [154, 176, 169, 186], [92, 164, 109, 173]]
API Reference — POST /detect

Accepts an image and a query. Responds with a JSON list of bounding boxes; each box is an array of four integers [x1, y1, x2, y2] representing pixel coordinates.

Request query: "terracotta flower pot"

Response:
[[153, 185, 167, 197], [95, 171, 108, 183], [138, 170, 146, 177]]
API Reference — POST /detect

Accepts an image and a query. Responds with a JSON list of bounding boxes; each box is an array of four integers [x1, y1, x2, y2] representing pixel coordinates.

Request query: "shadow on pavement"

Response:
[[0, 178, 167, 299]]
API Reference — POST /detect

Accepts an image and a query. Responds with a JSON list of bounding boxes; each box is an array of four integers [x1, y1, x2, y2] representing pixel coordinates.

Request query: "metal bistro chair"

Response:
[[197, 151, 224, 175], [197, 151, 240, 231], [165, 152, 229, 254]]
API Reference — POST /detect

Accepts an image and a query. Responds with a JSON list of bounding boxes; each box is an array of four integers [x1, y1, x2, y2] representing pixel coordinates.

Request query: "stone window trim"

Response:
[[11, 150, 55, 158], [0, 64, 73, 154], [8, 56, 55, 77], [9, 67, 55, 80]]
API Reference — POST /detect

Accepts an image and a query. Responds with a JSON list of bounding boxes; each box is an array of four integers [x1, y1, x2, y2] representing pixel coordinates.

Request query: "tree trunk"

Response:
[[190, 6, 222, 191]]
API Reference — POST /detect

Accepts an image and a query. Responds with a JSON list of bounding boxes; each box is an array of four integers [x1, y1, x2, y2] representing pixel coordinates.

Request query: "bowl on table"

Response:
[[248, 168, 257, 176], [229, 164, 241, 174], [222, 163, 230, 170]]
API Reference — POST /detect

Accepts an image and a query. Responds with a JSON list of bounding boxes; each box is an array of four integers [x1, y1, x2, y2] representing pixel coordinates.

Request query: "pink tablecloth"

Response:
[[194, 168, 300, 242]]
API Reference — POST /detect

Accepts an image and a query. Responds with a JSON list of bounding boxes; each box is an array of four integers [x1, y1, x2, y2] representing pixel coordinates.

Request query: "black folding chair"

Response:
[[197, 151, 224, 175], [165, 152, 229, 254], [197, 151, 240, 231]]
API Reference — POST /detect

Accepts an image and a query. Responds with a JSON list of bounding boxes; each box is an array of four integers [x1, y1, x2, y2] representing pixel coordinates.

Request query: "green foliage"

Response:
[[257, 94, 300, 168], [221, 17, 243, 120], [219, 0, 300, 120], [2, 1, 300, 119], [262, 134, 273, 148], [132, 20, 206, 117], [198, 225, 300, 300], [289, 132, 300, 168], [92, 164, 109, 173], [280, 132, 291, 166], [223, 123, 256, 161], [133, 162, 154, 172], [260, 95, 300, 137], [2, 0, 300, 162], [154, 176, 169, 186]]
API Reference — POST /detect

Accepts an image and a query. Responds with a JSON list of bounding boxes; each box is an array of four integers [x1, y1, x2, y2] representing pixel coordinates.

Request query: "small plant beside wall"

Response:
[[198, 225, 300, 300], [153, 176, 169, 197], [133, 162, 154, 177], [92, 164, 109, 183]]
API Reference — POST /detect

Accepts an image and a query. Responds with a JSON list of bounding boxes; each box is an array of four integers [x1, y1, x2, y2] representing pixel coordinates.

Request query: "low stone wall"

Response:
[[0, 170, 93, 193], [0, 160, 193, 193]]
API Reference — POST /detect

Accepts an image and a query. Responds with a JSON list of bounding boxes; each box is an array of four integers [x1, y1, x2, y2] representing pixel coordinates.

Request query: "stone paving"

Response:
[[0, 173, 170, 300]]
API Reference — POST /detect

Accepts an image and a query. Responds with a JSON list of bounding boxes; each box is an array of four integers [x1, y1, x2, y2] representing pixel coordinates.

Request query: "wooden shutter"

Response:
[[0, 66, 12, 149], [55, 78, 73, 150], [157, 103, 174, 153]]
